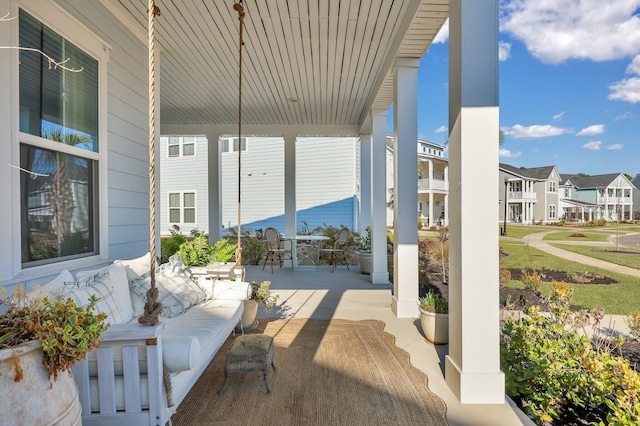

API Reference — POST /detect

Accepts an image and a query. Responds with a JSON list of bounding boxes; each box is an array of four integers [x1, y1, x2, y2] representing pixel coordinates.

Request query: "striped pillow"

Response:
[[64, 270, 123, 325], [130, 265, 207, 318]]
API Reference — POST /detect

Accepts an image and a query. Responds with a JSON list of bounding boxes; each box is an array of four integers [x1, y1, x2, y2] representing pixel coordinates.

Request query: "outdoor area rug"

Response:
[[171, 318, 448, 425]]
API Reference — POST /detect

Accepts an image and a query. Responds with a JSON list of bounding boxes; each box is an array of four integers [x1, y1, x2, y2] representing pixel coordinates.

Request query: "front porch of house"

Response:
[[237, 264, 525, 425]]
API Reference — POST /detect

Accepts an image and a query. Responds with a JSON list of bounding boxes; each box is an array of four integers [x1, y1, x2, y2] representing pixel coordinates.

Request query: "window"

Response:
[[549, 204, 556, 219], [549, 181, 557, 192], [564, 188, 570, 197], [166, 136, 195, 157], [19, 9, 100, 266], [168, 191, 196, 224], [222, 137, 247, 153]]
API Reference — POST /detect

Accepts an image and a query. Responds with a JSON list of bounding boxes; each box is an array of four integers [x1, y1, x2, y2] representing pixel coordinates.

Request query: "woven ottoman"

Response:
[[219, 334, 277, 395]]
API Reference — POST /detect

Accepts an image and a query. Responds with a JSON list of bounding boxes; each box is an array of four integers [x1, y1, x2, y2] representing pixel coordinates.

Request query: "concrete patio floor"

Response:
[[249, 263, 528, 426]]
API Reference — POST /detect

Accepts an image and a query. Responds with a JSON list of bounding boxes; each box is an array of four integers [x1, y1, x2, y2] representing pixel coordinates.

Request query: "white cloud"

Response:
[[499, 149, 522, 159], [434, 125, 447, 134], [552, 111, 566, 122], [606, 143, 623, 150], [501, 124, 572, 139], [576, 124, 605, 136], [501, 1, 640, 64], [583, 141, 602, 150], [499, 41, 512, 61], [433, 19, 449, 44], [614, 112, 634, 121], [609, 76, 640, 103]]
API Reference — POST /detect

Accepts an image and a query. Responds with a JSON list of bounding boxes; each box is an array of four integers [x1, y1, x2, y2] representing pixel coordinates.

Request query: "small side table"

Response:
[[219, 334, 276, 395]]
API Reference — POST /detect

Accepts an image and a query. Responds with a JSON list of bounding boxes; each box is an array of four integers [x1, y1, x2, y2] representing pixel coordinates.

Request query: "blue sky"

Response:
[[390, 1, 640, 178]]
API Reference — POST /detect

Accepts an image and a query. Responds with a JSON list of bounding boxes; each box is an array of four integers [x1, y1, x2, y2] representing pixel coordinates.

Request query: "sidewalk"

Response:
[[521, 231, 639, 337], [523, 232, 640, 279]]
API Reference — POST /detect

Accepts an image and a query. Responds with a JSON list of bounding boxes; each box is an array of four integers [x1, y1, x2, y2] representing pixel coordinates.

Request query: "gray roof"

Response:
[[499, 163, 555, 180], [632, 174, 640, 188], [561, 173, 621, 189]]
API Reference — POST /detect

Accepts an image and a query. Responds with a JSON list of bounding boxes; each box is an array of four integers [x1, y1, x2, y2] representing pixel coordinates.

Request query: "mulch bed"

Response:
[[507, 267, 618, 285]]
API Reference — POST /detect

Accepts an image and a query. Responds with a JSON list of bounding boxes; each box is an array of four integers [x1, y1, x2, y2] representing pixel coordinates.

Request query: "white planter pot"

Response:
[[236, 299, 259, 332], [0, 341, 82, 425], [356, 252, 372, 275], [419, 308, 449, 345]]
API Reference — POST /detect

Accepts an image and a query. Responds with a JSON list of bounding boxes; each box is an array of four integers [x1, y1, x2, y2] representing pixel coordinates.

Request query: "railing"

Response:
[[507, 191, 536, 201], [418, 178, 448, 191]]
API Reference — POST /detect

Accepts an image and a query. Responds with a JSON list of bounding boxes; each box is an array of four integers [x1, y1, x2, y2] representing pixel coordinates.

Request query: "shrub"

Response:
[[418, 291, 448, 314], [626, 312, 640, 341], [499, 268, 512, 285], [160, 226, 187, 263], [501, 284, 640, 425], [176, 232, 237, 266], [520, 269, 542, 292]]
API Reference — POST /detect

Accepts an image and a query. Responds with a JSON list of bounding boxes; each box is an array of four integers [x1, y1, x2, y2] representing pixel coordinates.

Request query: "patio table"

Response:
[[288, 235, 330, 268]]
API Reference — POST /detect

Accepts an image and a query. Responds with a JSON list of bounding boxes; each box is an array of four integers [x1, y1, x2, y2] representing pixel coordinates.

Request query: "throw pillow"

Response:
[[32, 269, 75, 300], [74, 261, 134, 323], [64, 270, 123, 324], [129, 265, 208, 318]]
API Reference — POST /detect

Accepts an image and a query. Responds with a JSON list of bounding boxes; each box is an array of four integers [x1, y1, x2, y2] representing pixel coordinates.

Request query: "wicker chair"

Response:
[[319, 227, 351, 272], [262, 227, 294, 272]]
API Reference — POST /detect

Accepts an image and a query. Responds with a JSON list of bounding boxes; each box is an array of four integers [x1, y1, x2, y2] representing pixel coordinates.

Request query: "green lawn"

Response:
[[500, 225, 557, 239], [550, 243, 640, 269], [500, 242, 640, 315]]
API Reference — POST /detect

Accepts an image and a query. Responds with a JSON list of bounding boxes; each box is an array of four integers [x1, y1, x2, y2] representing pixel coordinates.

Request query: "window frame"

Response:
[[14, 3, 110, 271], [549, 204, 556, 220], [548, 181, 557, 192], [221, 137, 247, 154], [166, 136, 196, 158], [167, 190, 197, 225]]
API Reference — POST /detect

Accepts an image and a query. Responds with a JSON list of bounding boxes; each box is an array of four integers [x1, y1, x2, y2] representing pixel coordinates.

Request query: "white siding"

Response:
[[159, 136, 358, 235], [0, 0, 150, 289], [160, 136, 209, 235]]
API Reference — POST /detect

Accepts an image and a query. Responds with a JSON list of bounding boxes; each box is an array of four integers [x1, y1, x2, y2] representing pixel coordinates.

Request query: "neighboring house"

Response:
[[160, 135, 359, 236], [632, 174, 640, 220], [560, 173, 635, 222], [499, 164, 560, 225], [499, 163, 635, 225], [386, 137, 449, 228]]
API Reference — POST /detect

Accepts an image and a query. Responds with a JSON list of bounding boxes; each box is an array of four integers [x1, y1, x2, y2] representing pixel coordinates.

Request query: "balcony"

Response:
[[507, 191, 537, 202], [418, 178, 448, 192]]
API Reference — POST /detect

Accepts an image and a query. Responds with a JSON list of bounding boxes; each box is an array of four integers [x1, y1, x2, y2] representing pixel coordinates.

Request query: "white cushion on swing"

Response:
[[212, 280, 251, 301]]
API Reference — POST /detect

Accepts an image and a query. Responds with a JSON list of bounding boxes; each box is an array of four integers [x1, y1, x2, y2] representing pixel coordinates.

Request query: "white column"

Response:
[[206, 133, 222, 243], [428, 160, 434, 227], [371, 110, 389, 284], [360, 135, 372, 234], [444, 165, 449, 226], [283, 134, 297, 262], [392, 58, 419, 318], [445, 0, 505, 404]]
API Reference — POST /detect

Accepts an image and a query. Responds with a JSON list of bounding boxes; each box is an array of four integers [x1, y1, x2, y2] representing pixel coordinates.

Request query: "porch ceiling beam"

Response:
[[161, 123, 361, 137]]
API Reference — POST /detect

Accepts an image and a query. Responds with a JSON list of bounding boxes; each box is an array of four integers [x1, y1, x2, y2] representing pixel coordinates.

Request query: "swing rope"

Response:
[[139, 0, 163, 326], [142, 0, 173, 407], [233, 1, 245, 271]]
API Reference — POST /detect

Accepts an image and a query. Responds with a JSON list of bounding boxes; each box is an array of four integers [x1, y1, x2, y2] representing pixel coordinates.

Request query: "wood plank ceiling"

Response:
[[108, 0, 448, 134]]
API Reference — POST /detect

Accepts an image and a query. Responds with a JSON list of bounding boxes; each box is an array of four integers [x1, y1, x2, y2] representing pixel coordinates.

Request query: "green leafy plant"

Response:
[[250, 281, 279, 312], [418, 290, 448, 314], [160, 226, 188, 263], [501, 281, 639, 425], [176, 231, 237, 267], [0, 286, 108, 381], [355, 226, 372, 252]]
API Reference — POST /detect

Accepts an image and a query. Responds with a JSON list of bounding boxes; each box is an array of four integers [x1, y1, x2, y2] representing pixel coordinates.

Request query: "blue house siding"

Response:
[[161, 136, 358, 236]]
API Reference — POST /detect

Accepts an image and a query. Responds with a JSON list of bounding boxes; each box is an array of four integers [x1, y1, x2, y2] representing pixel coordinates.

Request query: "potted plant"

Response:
[[0, 286, 108, 425], [418, 290, 448, 344], [355, 226, 372, 275], [237, 280, 280, 332]]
